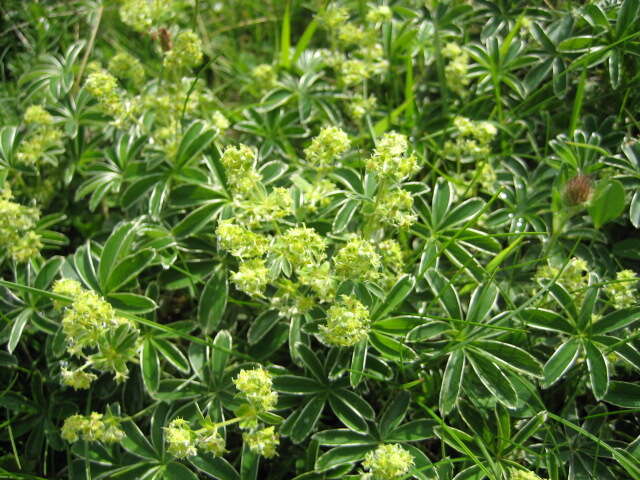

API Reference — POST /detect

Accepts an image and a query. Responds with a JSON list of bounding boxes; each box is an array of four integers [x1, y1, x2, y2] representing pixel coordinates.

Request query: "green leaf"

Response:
[[425, 269, 463, 321], [630, 191, 640, 228], [247, 310, 280, 345], [577, 277, 599, 330], [105, 249, 155, 294], [328, 394, 369, 434], [350, 338, 368, 388], [386, 419, 437, 443], [543, 338, 581, 387], [406, 321, 450, 342], [314, 445, 374, 472], [466, 282, 498, 324], [591, 307, 640, 335], [8, 309, 31, 354], [604, 381, 640, 408], [442, 198, 484, 229], [379, 391, 410, 438], [211, 330, 232, 380], [431, 180, 453, 228], [466, 350, 518, 408], [290, 396, 326, 443], [141, 339, 160, 393], [98, 221, 138, 289], [372, 315, 423, 336], [368, 331, 417, 361], [372, 275, 415, 321], [296, 343, 326, 383], [34, 256, 64, 291], [175, 121, 216, 169], [273, 375, 324, 394], [279, 0, 291, 68], [585, 341, 609, 400], [509, 411, 547, 452], [190, 454, 239, 480], [172, 202, 222, 239], [332, 198, 359, 233], [198, 269, 228, 334], [588, 179, 625, 229], [240, 443, 259, 480], [521, 309, 575, 334], [152, 338, 190, 374], [109, 293, 157, 313], [163, 463, 198, 480], [439, 349, 465, 415], [120, 421, 158, 460], [470, 341, 543, 378], [312, 429, 375, 446], [616, 0, 640, 37]]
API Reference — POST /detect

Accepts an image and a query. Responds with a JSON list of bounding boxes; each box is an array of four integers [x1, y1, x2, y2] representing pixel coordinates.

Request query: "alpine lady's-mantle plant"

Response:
[[2, 1, 640, 479]]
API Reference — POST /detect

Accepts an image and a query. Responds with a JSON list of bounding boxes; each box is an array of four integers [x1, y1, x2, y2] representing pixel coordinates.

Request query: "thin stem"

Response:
[[73, 3, 104, 94]]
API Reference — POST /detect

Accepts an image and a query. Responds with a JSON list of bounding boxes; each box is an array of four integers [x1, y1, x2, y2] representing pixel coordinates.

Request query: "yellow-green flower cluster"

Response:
[[339, 58, 370, 86], [320, 295, 370, 347], [165, 418, 198, 458], [61, 412, 124, 443], [220, 144, 261, 193], [163, 30, 203, 72], [17, 105, 63, 166], [299, 178, 337, 213], [212, 111, 230, 131], [119, 0, 169, 32], [304, 126, 351, 169], [316, 4, 350, 30], [243, 426, 279, 458], [164, 418, 227, 459], [334, 236, 381, 281], [366, 5, 392, 24], [235, 187, 293, 226], [231, 258, 269, 297], [85, 70, 125, 119], [298, 262, 337, 302], [233, 367, 278, 412], [604, 270, 638, 309], [373, 189, 417, 228], [535, 257, 589, 294], [216, 220, 269, 258], [52, 279, 138, 382], [61, 367, 98, 390], [366, 132, 418, 182], [24, 105, 53, 125], [337, 23, 374, 47], [509, 468, 545, 480], [53, 280, 120, 350], [362, 444, 414, 480], [273, 226, 327, 270], [0, 188, 42, 263], [347, 94, 377, 121], [252, 64, 278, 89], [443, 42, 470, 96], [197, 425, 227, 456], [108, 51, 145, 86], [444, 116, 497, 162]]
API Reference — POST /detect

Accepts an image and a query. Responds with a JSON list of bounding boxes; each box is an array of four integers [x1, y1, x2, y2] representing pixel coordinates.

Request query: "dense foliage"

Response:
[[2, 0, 640, 479]]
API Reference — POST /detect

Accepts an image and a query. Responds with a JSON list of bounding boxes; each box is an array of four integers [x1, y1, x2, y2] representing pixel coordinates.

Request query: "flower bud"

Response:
[[563, 174, 592, 206]]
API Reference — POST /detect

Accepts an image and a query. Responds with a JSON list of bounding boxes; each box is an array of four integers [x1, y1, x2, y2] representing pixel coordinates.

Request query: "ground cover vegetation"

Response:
[[1, 0, 640, 479]]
